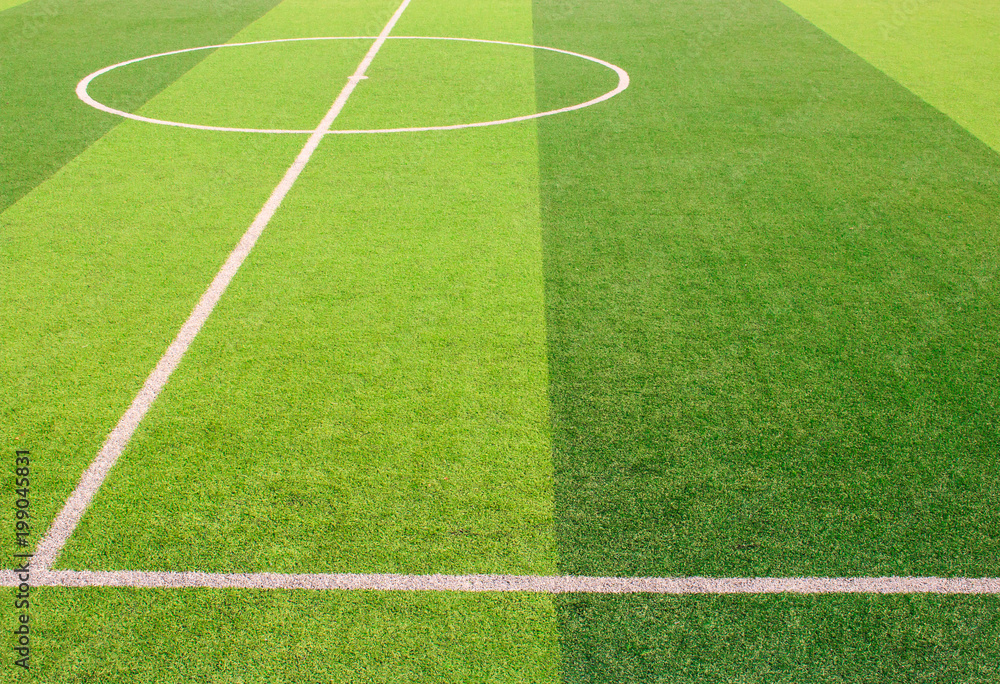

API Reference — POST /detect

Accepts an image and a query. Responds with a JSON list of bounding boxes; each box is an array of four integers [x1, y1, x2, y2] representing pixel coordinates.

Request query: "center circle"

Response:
[[77, 36, 630, 134]]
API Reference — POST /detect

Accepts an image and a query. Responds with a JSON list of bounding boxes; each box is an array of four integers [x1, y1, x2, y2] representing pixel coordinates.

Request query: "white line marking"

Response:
[[76, 36, 630, 134], [23, 17, 1000, 598], [34, 0, 414, 572], [2, 569, 998, 594]]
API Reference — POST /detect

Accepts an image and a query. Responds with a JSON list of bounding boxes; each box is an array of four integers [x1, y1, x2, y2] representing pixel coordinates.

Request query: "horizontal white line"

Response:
[[2, 570, 998, 593]]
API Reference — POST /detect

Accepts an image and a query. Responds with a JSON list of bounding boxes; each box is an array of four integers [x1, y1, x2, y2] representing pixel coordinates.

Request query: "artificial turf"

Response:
[[4, 0, 563, 678], [779, 0, 1000, 154], [90, 39, 374, 133], [0, 0, 33, 13], [0, 121, 306, 569], [0, 0, 285, 213], [0, 587, 559, 682], [58, 0, 557, 578], [556, 593, 1000, 683], [3, 0, 999, 680], [534, 0, 1000, 579], [534, 0, 1000, 678]]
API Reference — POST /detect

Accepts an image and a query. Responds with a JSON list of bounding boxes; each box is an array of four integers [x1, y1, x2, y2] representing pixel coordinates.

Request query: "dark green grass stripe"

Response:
[[0, 0, 285, 213], [557, 593, 1000, 683], [534, 0, 1000, 580]]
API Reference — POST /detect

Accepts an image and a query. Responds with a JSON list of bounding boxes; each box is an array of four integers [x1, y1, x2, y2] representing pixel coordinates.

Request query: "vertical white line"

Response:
[[33, 0, 415, 571]]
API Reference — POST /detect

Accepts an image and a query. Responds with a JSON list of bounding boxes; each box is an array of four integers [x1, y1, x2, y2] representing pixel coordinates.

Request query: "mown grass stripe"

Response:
[[535, 0, 1000, 580], [30, 588, 559, 682], [58, 0, 556, 580], [557, 593, 1000, 683], [0, 0, 286, 212], [0, 0, 33, 13], [9, 0, 564, 678], [33, 0, 414, 572], [778, 0, 1000, 154]]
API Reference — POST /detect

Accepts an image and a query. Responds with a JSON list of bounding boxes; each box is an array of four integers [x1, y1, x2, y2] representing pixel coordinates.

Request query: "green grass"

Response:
[[0, 0, 32, 12], [0, 588, 559, 683], [2, 0, 563, 678], [57, 0, 556, 578], [557, 593, 1000, 683], [779, 0, 1000, 154], [3, 0, 1000, 680], [0, 124, 306, 570], [533, 0, 1000, 677], [92, 39, 373, 132], [535, 0, 1000, 579], [0, 0, 285, 213]]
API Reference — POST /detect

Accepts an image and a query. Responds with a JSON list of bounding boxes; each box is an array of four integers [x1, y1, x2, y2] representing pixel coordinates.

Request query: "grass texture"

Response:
[[535, 0, 1000, 580], [534, 0, 1000, 678], [4, 0, 563, 679], [557, 593, 1000, 683], [0, 588, 559, 683], [3, 0, 999, 680], [0, 122, 306, 568], [59, 0, 557, 577], [0, 0, 285, 212], [92, 39, 373, 132], [0, 0, 33, 13], [779, 0, 1000, 154]]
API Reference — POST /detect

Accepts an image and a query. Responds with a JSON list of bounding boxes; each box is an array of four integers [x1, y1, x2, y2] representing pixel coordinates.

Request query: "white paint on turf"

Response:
[[76, 36, 630, 134], [33, 0, 415, 572], [0, 569, 998, 594], [22, 5, 1000, 596]]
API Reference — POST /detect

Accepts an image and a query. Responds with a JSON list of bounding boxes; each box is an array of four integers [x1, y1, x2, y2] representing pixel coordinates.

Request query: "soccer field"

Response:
[[1, 0, 998, 680]]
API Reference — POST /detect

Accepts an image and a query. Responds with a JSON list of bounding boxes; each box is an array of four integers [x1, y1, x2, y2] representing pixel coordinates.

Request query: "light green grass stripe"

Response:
[[125, 0, 411, 131], [11, 587, 559, 683], [0, 124, 305, 561], [4, 0, 560, 679], [63, 0, 556, 579], [0, 0, 33, 12], [778, 0, 1000, 154]]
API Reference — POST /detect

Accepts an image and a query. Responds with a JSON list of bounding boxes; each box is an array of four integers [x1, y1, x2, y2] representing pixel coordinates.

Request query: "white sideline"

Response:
[[1, 569, 998, 594], [32, 0, 414, 572]]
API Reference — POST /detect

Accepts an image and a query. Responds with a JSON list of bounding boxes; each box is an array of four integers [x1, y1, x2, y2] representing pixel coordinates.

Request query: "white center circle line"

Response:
[[76, 36, 630, 134]]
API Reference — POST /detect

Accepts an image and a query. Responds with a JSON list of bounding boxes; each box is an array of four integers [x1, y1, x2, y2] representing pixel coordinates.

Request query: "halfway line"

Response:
[[32, 0, 415, 572]]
